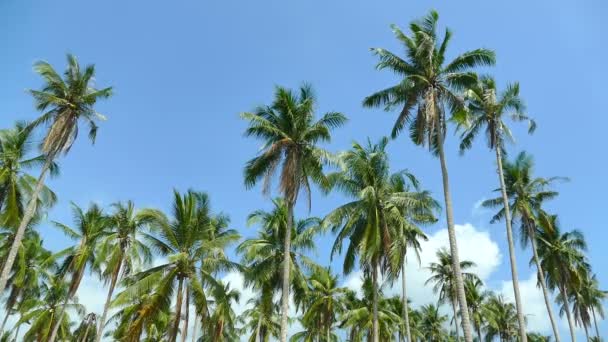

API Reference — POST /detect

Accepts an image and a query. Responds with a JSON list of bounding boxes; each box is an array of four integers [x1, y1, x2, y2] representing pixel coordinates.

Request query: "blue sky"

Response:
[[1, 0, 607, 338]]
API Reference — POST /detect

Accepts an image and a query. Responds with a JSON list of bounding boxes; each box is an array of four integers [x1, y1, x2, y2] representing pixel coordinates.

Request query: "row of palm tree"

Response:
[[0, 9, 605, 342]]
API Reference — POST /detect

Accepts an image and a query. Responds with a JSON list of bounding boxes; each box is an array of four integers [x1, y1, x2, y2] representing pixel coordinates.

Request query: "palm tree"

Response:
[[363, 11, 495, 342], [203, 281, 241, 341], [241, 84, 346, 342], [0, 121, 57, 231], [73, 312, 97, 342], [299, 267, 346, 341], [464, 278, 487, 342], [48, 203, 110, 342], [238, 290, 280, 342], [116, 190, 239, 342], [570, 282, 593, 341], [17, 277, 85, 341], [482, 151, 564, 341], [527, 332, 552, 342], [536, 215, 589, 342], [482, 294, 519, 342], [0, 55, 112, 294], [418, 304, 448, 341], [456, 75, 535, 342], [0, 233, 52, 333], [578, 273, 606, 339], [326, 138, 433, 342], [426, 248, 479, 340], [94, 201, 154, 342]]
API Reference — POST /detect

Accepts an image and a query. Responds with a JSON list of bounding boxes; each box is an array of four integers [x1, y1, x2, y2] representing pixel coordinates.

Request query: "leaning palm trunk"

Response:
[[528, 222, 561, 342], [451, 296, 460, 340], [559, 283, 576, 342], [435, 113, 474, 342], [279, 199, 294, 342], [48, 298, 69, 342], [371, 261, 380, 342], [495, 147, 528, 342], [0, 154, 54, 293], [95, 261, 122, 342], [172, 278, 185, 342], [0, 309, 10, 333], [255, 314, 262, 342], [80, 322, 92, 342], [401, 262, 411, 342], [591, 306, 600, 339], [181, 288, 190, 342]]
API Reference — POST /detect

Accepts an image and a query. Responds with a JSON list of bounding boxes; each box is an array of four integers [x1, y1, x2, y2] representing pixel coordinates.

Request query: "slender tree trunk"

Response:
[[401, 262, 411, 342], [255, 314, 262, 342], [95, 261, 122, 342], [181, 287, 190, 342], [48, 299, 69, 342], [13, 323, 20, 342], [495, 147, 528, 342], [451, 297, 460, 341], [0, 155, 53, 293], [529, 225, 561, 342], [80, 321, 92, 342], [476, 323, 482, 342], [191, 315, 198, 342], [172, 278, 185, 342], [371, 261, 380, 342], [435, 113, 473, 342], [560, 284, 577, 342], [279, 199, 294, 342], [0, 309, 10, 333], [591, 306, 600, 339]]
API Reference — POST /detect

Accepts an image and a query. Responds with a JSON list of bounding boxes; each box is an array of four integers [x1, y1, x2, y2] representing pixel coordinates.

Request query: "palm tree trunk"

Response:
[[181, 287, 190, 342], [451, 297, 460, 341], [0, 309, 10, 333], [495, 147, 528, 342], [172, 278, 185, 342], [401, 262, 411, 342], [476, 323, 482, 342], [528, 224, 561, 342], [0, 154, 54, 293], [371, 260, 380, 342], [191, 315, 198, 342], [255, 314, 262, 342], [13, 323, 20, 342], [591, 306, 600, 339], [279, 199, 294, 342], [48, 297, 70, 342], [80, 321, 92, 342], [95, 261, 122, 342], [435, 113, 473, 342], [560, 284, 577, 342]]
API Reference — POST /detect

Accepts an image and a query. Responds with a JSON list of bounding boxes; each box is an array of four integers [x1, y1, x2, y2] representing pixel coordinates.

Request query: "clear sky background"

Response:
[[1, 0, 606, 339]]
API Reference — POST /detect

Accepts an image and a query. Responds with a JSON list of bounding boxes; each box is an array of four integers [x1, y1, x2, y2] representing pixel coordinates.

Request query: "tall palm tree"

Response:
[[426, 248, 479, 340], [73, 312, 97, 342], [482, 294, 519, 342], [203, 281, 240, 341], [464, 278, 487, 342], [17, 277, 85, 341], [578, 273, 606, 339], [241, 84, 346, 342], [326, 138, 432, 342], [536, 215, 589, 342], [363, 11, 495, 342], [299, 267, 346, 341], [456, 75, 535, 342], [94, 201, 155, 342], [238, 290, 280, 342], [0, 55, 112, 294], [48, 203, 110, 342], [418, 304, 448, 341], [482, 151, 564, 341], [116, 190, 239, 342], [0, 121, 57, 231]]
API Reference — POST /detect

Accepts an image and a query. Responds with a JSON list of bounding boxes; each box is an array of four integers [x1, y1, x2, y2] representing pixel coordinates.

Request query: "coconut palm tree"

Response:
[[578, 273, 606, 339], [48, 203, 109, 342], [299, 267, 347, 341], [326, 137, 433, 342], [17, 276, 84, 341], [363, 11, 495, 341], [464, 278, 487, 342], [482, 294, 519, 342], [0, 121, 57, 231], [570, 282, 593, 341], [115, 190, 239, 342], [203, 281, 240, 341], [426, 248, 479, 340], [418, 304, 448, 341], [536, 215, 589, 342], [238, 290, 280, 342], [0, 233, 52, 334], [73, 312, 97, 342], [527, 333, 552, 342], [0, 55, 112, 294], [241, 84, 346, 342], [482, 151, 564, 340], [94, 201, 155, 342], [455, 76, 535, 342]]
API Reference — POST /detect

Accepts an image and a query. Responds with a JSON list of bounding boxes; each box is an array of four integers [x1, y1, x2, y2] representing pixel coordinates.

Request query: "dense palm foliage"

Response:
[[0, 10, 605, 342]]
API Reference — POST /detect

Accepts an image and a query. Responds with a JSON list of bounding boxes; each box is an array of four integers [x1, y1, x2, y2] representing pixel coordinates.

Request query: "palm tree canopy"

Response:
[[425, 248, 478, 305]]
